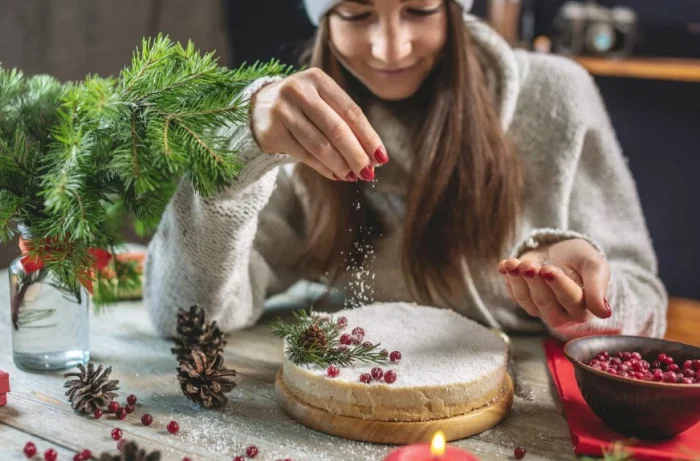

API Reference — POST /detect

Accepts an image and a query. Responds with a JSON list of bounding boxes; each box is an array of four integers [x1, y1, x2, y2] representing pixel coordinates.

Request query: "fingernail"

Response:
[[360, 166, 375, 181], [507, 268, 520, 276], [346, 172, 357, 182], [523, 269, 536, 278], [374, 146, 389, 164], [540, 271, 555, 282], [498, 267, 507, 274], [332, 174, 341, 181], [603, 298, 613, 318]]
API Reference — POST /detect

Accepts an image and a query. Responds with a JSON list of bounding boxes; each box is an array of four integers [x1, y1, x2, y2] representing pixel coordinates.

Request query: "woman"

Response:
[[144, 0, 667, 340]]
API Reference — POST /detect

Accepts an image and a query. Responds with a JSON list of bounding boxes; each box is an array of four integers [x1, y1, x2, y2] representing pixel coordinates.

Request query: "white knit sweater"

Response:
[[144, 19, 667, 340]]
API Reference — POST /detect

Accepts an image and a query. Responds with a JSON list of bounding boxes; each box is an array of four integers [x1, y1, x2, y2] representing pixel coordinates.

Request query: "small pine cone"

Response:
[[300, 324, 328, 349], [100, 441, 161, 461], [177, 350, 237, 409], [171, 304, 227, 361], [64, 364, 120, 414]]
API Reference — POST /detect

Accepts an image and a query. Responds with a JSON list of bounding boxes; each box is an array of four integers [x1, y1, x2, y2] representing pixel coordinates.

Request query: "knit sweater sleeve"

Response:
[[143, 77, 304, 336], [509, 60, 668, 340]]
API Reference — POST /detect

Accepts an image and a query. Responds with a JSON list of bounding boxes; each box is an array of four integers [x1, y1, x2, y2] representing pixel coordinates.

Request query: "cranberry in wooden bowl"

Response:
[[564, 335, 700, 440]]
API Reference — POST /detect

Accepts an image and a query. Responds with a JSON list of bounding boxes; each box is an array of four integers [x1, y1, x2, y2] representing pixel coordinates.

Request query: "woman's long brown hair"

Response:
[[297, 1, 523, 307]]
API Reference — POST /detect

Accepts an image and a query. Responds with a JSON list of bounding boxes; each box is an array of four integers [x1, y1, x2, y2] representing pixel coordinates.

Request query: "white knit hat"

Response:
[[303, 0, 474, 26]]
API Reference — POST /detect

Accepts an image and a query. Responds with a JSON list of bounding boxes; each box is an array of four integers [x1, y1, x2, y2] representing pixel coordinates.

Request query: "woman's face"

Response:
[[328, 0, 449, 101]]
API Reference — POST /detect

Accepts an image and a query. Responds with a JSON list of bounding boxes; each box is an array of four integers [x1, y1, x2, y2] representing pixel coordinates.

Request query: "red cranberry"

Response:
[[127, 394, 137, 405], [93, 408, 103, 419], [80, 450, 91, 460], [651, 360, 661, 369], [610, 357, 622, 365], [607, 369, 618, 375], [351, 327, 365, 338], [694, 360, 700, 371], [631, 361, 644, 372], [351, 335, 362, 345], [125, 404, 135, 414], [662, 356, 675, 366], [599, 351, 610, 359], [24, 442, 37, 458], [682, 378, 694, 384], [653, 373, 664, 382], [600, 362, 610, 371], [167, 421, 180, 434], [337, 316, 348, 327], [246, 445, 259, 458], [514, 446, 527, 459], [234, 457, 245, 461], [634, 372, 645, 380], [389, 351, 402, 362], [668, 364, 680, 373], [108, 401, 120, 413], [74, 454, 83, 461], [683, 369, 696, 378], [640, 360, 650, 370], [327, 366, 340, 378], [663, 371, 677, 383], [44, 449, 58, 461], [619, 364, 630, 373], [371, 367, 384, 380], [111, 428, 123, 441], [380, 349, 389, 359], [116, 408, 127, 420], [631, 352, 642, 360], [339, 334, 352, 345], [658, 353, 668, 362], [588, 359, 600, 367], [683, 360, 693, 370], [183, 458, 192, 461], [384, 370, 397, 384], [141, 414, 153, 426], [360, 373, 372, 384]]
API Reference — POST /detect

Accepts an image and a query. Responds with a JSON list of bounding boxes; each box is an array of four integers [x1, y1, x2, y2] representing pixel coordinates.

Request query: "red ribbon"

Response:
[[19, 236, 112, 295]]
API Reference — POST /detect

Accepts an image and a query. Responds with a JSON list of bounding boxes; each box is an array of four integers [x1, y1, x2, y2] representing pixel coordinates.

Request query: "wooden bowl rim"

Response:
[[564, 335, 700, 389]]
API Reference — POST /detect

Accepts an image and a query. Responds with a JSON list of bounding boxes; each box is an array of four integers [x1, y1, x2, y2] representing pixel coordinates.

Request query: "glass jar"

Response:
[[8, 233, 90, 371]]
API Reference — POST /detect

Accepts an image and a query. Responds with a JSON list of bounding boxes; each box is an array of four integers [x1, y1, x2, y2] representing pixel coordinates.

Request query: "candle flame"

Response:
[[430, 431, 446, 456]]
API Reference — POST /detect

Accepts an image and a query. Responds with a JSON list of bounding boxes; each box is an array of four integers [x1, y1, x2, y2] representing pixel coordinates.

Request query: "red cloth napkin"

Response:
[[544, 338, 700, 461]]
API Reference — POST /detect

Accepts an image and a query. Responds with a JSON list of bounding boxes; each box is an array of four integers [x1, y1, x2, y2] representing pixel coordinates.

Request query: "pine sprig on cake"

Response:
[[271, 310, 389, 368]]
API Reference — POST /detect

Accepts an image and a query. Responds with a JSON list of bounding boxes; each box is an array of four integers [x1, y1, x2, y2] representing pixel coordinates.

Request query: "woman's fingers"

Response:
[[279, 132, 337, 181], [503, 259, 540, 317], [539, 264, 590, 323], [580, 255, 612, 319], [311, 69, 388, 166], [282, 105, 355, 180]]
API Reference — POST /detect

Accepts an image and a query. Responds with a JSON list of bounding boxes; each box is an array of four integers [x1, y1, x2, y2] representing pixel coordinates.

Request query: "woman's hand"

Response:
[[498, 238, 612, 329], [250, 68, 388, 181]]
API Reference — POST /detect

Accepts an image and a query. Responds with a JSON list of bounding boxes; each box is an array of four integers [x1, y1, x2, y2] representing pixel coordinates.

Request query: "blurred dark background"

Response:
[[1, 0, 699, 300]]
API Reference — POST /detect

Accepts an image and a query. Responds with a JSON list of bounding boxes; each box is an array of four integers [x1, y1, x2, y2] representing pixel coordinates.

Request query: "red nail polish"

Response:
[[374, 146, 389, 164], [603, 298, 613, 318], [524, 269, 536, 278], [540, 272, 555, 282], [346, 172, 357, 182], [332, 174, 341, 181], [507, 268, 520, 276], [360, 166, 375, 181]]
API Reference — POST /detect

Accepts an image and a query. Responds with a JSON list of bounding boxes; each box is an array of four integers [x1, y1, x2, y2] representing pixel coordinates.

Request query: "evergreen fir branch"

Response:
[[271, 310, 389, 368]]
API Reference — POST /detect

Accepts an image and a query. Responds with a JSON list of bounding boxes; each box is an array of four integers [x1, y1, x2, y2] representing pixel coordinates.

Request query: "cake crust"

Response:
[[281, 303, 508, 422]]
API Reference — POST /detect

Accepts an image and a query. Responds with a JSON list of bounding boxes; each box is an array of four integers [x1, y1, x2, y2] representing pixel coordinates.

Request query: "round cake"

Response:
[[280, 302, 509, 422]]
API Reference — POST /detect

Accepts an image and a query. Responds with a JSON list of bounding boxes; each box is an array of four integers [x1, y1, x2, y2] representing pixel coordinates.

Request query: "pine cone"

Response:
[[300, 324, 327, 349], [100, 441, 161, 461], [177, 349, 236, 408], [64, 363, 119, 413], [171, 304, 227, 361]]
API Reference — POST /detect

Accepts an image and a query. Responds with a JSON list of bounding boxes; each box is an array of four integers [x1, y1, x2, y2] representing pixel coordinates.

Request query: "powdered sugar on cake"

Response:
[[289, 302, 507, 388]]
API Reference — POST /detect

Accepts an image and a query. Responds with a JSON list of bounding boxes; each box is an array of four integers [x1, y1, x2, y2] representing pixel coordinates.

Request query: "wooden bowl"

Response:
[[564, 335, 700, 439]]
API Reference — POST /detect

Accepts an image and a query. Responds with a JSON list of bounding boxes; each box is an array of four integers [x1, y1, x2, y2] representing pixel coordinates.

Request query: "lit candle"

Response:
[[383, 432, 480, 461]]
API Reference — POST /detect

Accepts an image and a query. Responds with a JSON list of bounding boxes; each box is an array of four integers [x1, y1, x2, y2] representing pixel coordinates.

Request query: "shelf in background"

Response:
[[573, 56, 700, 83]]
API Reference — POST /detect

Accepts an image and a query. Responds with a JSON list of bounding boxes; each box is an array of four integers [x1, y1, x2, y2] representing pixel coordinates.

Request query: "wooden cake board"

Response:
[[275, 369, 514, 444]]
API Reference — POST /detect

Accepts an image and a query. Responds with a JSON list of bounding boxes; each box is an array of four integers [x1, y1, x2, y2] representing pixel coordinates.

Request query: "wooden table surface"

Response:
[[1, 272, 698, 461]]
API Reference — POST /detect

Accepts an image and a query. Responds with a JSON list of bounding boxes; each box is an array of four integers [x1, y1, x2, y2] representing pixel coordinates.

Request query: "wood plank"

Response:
[[0, 423, 79, 461], [0, 270, 575, 460], [665, 297, 700, 347], [574, 56, 700, 83]]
